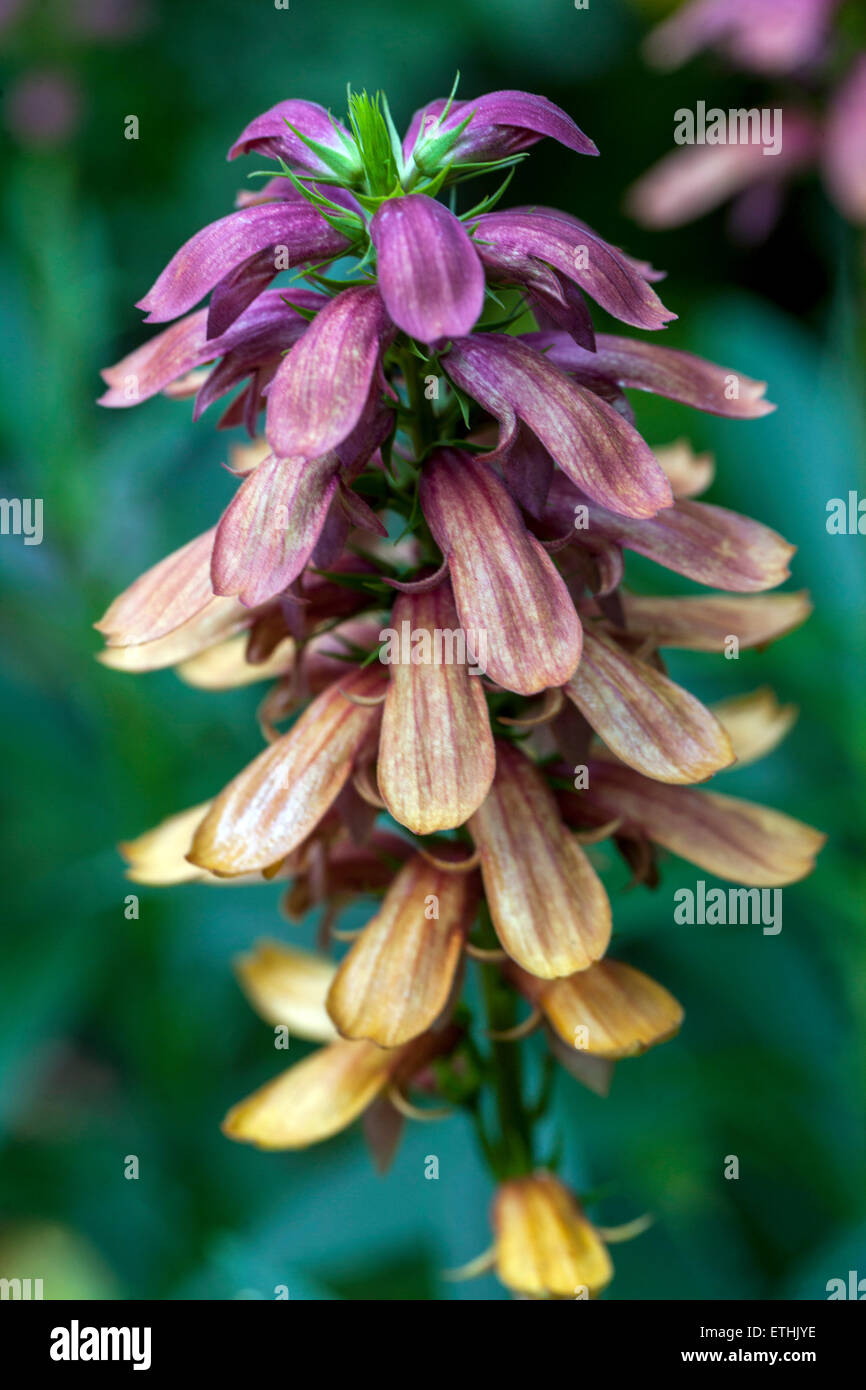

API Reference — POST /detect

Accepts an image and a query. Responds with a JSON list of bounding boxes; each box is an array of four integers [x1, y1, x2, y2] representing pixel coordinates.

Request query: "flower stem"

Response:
[[475, 910, 536, 1180]]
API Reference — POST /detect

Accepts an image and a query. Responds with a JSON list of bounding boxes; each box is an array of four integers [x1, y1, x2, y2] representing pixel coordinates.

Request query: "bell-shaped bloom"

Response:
[[443, 336, 673, 519], [234, 939, 339, 1043], [545, 474, 794, 592], [526, 332, 774, 419], [370, 194, 485, 343], [266, 285, 393, 459], [564, 625, 734, 784], [377, 581, 495, 831], [228, 98, 360, 179], [643, 0, 838, 76], [136, 199, 351, 326], [492, 1173, 613, 1299], [403, 89, 597, 171], [712, 687, 798, 767], [615, 590, 813, 651], [223, 1024, 459, 1151], [189, 665, 387, 875], [511, 957, 684, 1059], [473, 209, 675, 331], [569, 757, 825, 886], [419, 449, 583, 696], [326, 852, 480, 1047], [823, 56, 866, 224], [469, 740, 611, 978]]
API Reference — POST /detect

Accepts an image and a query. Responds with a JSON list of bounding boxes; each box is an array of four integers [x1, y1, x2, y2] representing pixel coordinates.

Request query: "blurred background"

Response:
[[0, 0, 863, 1300]]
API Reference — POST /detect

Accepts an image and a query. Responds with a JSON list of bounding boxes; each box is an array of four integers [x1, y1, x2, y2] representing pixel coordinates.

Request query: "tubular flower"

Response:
[[490, 1173, 614, 1300], [99, 83, 823, 1299], [632, 1, 866, 235]]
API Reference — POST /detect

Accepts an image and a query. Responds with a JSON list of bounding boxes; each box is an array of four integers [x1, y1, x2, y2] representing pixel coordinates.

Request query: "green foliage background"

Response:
[[0, 0, 863, 1300]]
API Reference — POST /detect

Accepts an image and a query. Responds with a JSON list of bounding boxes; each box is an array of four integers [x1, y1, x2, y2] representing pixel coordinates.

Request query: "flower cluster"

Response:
[[99, 86, 824, 1298], [629, 0, 866, 236]]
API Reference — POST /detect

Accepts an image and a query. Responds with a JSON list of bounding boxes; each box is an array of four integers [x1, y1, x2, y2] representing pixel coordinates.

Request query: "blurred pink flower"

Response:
[[5, 70, 83, 147], [626, 109, 819, 239], [822, 54, 866, 223], [644, 0, 840, 76]]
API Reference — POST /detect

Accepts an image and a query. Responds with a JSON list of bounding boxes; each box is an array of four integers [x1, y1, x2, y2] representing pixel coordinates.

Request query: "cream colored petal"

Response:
[[229, 438, 271, 477], [235, 939, 338, 1042], [120, 803, 213, 884], [493, 1174, 613, 1299], [326, 853, 478, 1046], [377, 583, 495, 833], [178, 634, 295, 690], [712, 686, 798, 767], [189, 666, 386, 875], [469, 740, 611, 978], [98, 595, 250, 673], [617, 591, 812, 651], [580, 757, 825, 886], [96, 528, 216, 646], [565, 626, 734, 784], [653, 438, 714, 498], [540, 958, 683, 1058], [222, 1038, 398, 1151]]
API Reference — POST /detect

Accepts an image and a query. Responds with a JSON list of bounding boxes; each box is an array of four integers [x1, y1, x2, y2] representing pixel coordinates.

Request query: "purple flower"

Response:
[[97, 88, 822, 1258]]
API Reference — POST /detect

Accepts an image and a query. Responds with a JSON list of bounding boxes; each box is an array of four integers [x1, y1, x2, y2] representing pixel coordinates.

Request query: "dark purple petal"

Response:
[[527, 276, 596, 350], [266, 286, 393, 460], [192, 291, 321, 421], [370, 195, 484, 343], [136, 202, 350, 323], [500, 423, 555, 518], [207, 248, 281, 339], [444, 334, 673, 519], [211, 452, 341, 607], [524, 331, 775, 418], [228, 98, 356, 174], [473, 210, 675, 331]]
